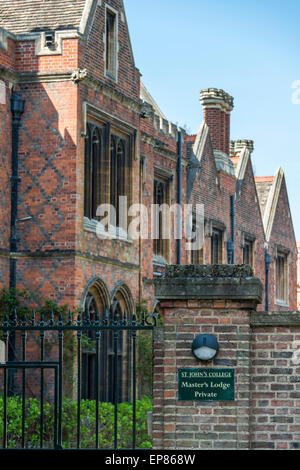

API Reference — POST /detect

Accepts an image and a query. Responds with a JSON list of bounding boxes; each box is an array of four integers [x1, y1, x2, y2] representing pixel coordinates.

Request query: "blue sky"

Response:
[[124, 0, 300, 241]]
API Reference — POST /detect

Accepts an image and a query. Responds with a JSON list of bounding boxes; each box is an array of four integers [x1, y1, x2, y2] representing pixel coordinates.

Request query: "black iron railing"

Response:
[[0, 308, 156, 450]]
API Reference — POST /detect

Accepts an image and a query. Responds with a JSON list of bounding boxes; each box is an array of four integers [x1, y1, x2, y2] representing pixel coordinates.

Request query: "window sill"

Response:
[[83, 217, 132, 244], [104, 70, 117, 82], [152, 254, 168, 267], [275, 300, 289, 308]]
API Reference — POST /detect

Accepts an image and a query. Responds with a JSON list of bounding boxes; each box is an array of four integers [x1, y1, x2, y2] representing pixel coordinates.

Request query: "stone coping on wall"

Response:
[[155, 264, 263, 304], [251, 311, 300, 326], [164, 264, 254, 278]]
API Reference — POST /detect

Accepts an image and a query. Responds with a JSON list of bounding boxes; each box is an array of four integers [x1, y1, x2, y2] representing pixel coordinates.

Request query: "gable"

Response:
[[255, 177, 274, 218], [235, 154, 265, 237], [269, 174, 296, 248], [187, 129, 220, 205], [79, 0, 138, 98]]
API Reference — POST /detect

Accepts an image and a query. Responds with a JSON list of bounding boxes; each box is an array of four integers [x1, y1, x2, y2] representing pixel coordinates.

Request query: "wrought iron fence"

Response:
[[0, 307, 156, 450]]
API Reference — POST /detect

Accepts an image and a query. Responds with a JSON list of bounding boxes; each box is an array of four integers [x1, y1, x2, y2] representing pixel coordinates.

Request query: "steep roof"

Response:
[[0, 0, 86, 34], [140, 82, 167, 120], [255, 176, 274, 217], [255, 169, 286, 242]]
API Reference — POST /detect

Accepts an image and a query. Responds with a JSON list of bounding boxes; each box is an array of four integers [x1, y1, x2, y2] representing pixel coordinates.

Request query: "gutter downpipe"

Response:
[[176, 130, 182, 265], [9, 92, 25, 394], [227, 195, 235, 264], [265, 251, 272, 311]]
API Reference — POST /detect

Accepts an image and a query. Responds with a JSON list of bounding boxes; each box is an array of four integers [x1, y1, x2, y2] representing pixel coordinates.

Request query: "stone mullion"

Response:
[[104, 123, 111, 212]]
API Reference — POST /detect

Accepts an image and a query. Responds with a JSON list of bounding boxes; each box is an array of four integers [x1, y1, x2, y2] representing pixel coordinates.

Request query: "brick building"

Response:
[[297, 242, 300, 310], [0, 0, 297, 323]]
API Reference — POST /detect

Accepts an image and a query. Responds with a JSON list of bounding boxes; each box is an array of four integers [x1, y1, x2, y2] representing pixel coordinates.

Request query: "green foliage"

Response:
[[136, 301, 159, 397], [0, 288, 73, 321], [0, 395, 152, 449], [0, 289, 81, 397], [0, 287, 32, 318], [137, 331, 153, 396]]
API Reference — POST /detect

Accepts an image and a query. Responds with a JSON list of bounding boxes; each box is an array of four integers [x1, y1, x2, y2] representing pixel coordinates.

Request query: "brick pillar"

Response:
[[153, 265, 263, 450]]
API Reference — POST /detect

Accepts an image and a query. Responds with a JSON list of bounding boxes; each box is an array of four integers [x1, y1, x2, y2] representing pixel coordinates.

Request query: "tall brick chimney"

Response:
[[200, 88, 234, 156]]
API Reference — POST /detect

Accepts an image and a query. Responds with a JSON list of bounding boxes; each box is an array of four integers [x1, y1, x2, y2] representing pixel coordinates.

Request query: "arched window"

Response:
[[107, 290, 132, 403], [110, 136, 126, 228], [153, 178, 168, 257], [82, 279, 109, 401], [81, 280, 133, 404], [84, 124, 102, 220], [84, 117, 134, 233]]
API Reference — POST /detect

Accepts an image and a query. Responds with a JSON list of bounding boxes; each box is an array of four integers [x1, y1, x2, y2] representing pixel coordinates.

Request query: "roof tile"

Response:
[[0, 0, 86, 35]]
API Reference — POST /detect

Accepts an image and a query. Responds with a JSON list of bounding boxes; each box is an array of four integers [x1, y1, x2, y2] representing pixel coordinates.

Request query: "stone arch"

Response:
[[81, 276, 111, 314], [110, 281, 134, 403], [80, 277, 111, 401], [111, 281, 135, 315]]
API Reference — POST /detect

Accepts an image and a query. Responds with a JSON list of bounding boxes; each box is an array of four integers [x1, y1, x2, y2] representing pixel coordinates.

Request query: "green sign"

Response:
[[178, 368, 235, 402]]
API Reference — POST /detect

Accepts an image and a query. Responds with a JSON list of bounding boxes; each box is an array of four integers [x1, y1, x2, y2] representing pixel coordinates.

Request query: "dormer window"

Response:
[[105, 9, 117, 80]]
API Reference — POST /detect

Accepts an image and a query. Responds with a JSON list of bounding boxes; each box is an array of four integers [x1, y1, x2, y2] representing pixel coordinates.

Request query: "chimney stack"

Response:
[[200, 88, 234, 156], [231, 139, 254, 155]]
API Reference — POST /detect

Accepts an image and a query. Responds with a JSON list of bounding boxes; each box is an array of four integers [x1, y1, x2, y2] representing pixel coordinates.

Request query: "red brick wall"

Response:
[[15, 39, 78, 74], [251, 324, 300, 450], [234, 157, 266, 309], [153, 293, 300, 450], [17, 81, 78, 251], [189, 136, 236, 265], [153, 298, 254, 450], [0, 78, 11, 255], [297, 242, 300, 310], [0, 0, 297, 315], [78, 0, 139, 102], [0, 71, 12, 290], [0, 37, 16, 71], [203, 108, 230, 155], [268, 176, 297, 311]]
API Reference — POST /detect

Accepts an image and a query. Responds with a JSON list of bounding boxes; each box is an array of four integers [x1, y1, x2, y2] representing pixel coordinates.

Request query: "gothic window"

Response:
[[82, 281, 108, 401], [82, 282, 132, 404], [110, 136, 126, 228], [106, 9, 117, 79], [84, 119, 133, 230], [84, 123, 102, 220], [211, 228, 223, 264], [276, 252, 288, 303], [191, 214, 204, 265], [153, 177, 169, 259], [243, 238, 254, 267]]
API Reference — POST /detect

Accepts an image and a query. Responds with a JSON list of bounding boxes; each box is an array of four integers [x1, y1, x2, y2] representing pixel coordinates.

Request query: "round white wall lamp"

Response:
[[192, 334, 219, 361]]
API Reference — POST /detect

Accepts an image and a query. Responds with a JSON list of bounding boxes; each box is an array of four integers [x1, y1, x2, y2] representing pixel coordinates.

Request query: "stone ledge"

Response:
[[155, 265, 262, 303], [251, 312, 300, 326]]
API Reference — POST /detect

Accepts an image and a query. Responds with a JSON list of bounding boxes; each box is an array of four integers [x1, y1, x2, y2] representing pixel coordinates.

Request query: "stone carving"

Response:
[[164, 264, 254, 279], [71, 68, 87, 84], [140, 102, 153, 119]]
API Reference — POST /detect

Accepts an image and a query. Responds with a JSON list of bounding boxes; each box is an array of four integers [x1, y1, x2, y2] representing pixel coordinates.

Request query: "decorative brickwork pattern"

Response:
[[0, 0, 297, 316]]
